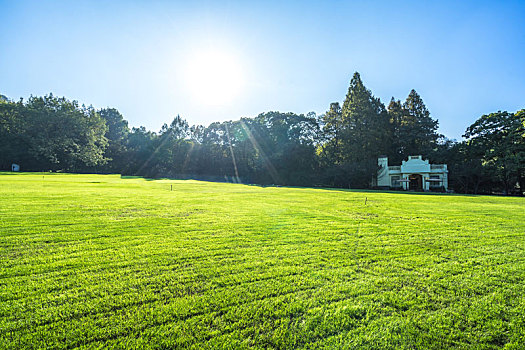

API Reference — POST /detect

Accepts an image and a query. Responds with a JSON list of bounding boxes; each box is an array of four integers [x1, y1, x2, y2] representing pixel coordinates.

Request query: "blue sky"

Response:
[[1, 0, 524, 140]]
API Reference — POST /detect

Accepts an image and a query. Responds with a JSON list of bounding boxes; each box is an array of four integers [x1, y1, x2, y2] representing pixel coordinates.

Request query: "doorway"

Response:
[[409, 174, 422, 191]]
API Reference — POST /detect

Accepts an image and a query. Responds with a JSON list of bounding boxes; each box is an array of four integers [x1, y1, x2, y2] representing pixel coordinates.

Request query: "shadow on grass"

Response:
[[254, 184, 477, 197], [0, 171, 62, 176], [119, 174, 481, 197], [2, 173, 483, 197], [316, 187, 479, 197]]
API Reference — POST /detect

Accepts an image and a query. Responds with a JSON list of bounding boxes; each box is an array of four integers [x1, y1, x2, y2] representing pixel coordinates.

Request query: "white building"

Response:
[[11, 163, 20, 172], [376, 155, 448, 191]]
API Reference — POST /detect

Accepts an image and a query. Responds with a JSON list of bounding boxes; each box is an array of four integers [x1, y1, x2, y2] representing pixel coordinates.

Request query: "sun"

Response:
[[184, 49, 245, 106]]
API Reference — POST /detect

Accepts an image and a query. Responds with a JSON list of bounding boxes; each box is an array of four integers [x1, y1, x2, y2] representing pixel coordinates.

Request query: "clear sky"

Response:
[[1, 0, 524, 140]]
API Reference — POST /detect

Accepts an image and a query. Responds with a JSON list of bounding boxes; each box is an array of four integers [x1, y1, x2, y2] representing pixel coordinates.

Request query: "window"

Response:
[[429, 175, 440, 188], [391, 176, 401, 187]]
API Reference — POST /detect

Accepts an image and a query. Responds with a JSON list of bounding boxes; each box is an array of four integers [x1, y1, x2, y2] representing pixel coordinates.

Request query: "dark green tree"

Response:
[[319, 102, 343, 165], [161, 115, 189, 140], [153, 115, 193, 176], [121, 126, 157, 176], [0, 98, 29, 169], [435, 140, 492, 194], [0, 94, 108, 171], [340, 72, 390, 162], [386, 98, 405, 163], [399, 89, 441, 158], [99, 108, 129, 172], [27, 95, 108, 171], [464, 110, 525, 194], [318, 72, 390, 188]]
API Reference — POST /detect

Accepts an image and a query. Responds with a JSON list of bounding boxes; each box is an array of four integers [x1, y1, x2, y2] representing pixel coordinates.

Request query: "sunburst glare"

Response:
[[183, 48, 245, 106]]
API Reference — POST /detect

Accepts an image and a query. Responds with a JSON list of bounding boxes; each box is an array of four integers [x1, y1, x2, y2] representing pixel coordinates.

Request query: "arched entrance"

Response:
[[409, 174, 422, 191]]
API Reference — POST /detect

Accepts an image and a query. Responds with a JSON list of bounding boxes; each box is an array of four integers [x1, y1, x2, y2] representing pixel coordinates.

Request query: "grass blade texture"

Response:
[[1, 173, 524, 349]]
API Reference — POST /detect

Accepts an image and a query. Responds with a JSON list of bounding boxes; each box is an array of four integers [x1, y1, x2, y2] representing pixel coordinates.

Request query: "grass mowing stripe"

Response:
[[1, 172, 524, 348]]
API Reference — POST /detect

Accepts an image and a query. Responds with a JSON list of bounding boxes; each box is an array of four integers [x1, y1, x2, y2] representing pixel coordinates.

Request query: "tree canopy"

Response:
[[1, 77, 523, 194], [0, 94, 107, 171]]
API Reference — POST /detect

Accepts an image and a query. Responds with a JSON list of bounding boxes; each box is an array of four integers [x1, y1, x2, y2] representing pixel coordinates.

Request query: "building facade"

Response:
[[376, 155, 448, 191]]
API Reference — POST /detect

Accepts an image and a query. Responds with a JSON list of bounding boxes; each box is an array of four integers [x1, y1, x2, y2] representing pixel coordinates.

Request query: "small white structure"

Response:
[[11, 163, 20, 172], [376, 155, 448, 191]]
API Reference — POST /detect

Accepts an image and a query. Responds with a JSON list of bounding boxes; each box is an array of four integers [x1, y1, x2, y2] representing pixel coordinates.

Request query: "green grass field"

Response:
[[1, 173, 524, 349]]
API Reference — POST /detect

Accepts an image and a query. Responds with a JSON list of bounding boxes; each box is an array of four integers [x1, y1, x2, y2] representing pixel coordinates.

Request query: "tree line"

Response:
[[1, 72, 524, 194]]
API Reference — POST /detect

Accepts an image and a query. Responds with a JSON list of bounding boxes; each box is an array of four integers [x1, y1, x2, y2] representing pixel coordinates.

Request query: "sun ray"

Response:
[[239, 120, 281, 184]]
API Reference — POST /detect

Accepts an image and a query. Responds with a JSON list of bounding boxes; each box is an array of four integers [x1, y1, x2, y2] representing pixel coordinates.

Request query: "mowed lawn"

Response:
[[1, 173, 524, 349]]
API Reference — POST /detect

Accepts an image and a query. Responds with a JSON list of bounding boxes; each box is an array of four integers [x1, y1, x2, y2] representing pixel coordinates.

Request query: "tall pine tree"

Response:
[[399, 89, 440, 158], [387, 98, 405, 163], [340, 72, 390, 162]]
